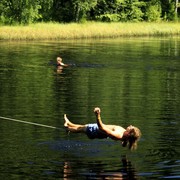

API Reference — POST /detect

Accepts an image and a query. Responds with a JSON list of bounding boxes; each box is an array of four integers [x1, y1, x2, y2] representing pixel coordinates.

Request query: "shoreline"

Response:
[[0, 22, 180, 41]]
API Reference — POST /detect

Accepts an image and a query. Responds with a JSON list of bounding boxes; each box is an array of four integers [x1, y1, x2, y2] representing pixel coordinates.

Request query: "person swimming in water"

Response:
[[64, 107, 141, 150], [56, 56, 69, 74], [57, 56, 69, 67]]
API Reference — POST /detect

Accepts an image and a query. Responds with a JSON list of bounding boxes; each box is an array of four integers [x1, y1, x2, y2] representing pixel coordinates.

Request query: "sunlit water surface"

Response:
[[0, 38, 179, 179]]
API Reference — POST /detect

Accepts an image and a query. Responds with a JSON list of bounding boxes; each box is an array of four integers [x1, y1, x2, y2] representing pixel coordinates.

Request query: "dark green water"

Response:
[[0, 38, 179, 179]]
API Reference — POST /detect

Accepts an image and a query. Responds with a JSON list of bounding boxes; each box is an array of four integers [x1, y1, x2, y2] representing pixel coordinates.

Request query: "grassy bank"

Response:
[[0, 22, 180, 40]]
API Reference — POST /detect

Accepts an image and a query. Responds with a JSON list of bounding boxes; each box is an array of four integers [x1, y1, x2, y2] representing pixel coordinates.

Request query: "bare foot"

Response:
[[64, 114, 69, 127]]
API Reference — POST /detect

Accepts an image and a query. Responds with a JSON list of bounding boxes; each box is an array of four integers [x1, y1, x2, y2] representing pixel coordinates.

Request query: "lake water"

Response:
[[0, 38, 179, 179]]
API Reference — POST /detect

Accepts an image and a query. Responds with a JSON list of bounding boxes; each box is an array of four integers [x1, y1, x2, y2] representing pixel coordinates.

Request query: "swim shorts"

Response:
[[85, 124, 108, 139]]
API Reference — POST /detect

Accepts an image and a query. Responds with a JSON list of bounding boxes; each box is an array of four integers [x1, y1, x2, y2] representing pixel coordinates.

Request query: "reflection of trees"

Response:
[[63, 156, 138, 180], [0, 42, 55, 117], [0, 39, 179, 161], [148, 70, 179, 160]]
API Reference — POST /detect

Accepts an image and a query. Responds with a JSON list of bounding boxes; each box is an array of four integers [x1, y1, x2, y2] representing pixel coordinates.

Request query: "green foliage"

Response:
[[38, 0, 53, 21], [145, 4, 162, 22], [160, 0, 177, 21], [51, 0, 97, 22], [93, 0, 145, 22], [122, 1, 144, 22], [21, 5, 42, 24], [0, 0, 53, 24], [72, 0, 98, 22], [167, 1, 176, 21], [0, 0, 43, 24], [96, 14, 120, 22], [0, 0, 179, 24]]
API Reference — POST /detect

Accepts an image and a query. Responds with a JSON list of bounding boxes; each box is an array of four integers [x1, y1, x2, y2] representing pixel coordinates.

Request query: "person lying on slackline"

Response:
[[64, 107, 141, 150]]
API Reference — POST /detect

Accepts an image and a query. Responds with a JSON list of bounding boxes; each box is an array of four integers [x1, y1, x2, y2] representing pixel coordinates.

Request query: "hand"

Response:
[[94, 107, 101, 114]]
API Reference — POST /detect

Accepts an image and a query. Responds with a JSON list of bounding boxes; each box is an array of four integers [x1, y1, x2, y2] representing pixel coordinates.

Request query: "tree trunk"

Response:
[[175, 0, 179, 15]]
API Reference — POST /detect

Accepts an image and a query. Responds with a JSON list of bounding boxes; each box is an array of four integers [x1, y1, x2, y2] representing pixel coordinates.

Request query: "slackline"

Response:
[[0, 116, 62, 130]]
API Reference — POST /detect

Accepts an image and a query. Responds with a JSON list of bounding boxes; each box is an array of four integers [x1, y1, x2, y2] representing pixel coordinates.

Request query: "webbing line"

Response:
[[0, 116, 62, 130]]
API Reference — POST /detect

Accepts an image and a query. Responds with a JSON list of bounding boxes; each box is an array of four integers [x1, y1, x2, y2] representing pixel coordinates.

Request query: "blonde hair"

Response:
[[123, 126, 141, 150], [57, 57, 62, 61]]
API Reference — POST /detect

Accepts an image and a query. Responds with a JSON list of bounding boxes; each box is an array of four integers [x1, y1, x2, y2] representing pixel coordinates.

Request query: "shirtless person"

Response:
[[57, 56, 68, 67], [64, 107, 141, 150]]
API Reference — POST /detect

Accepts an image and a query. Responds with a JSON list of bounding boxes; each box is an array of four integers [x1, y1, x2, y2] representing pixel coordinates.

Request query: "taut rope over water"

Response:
[[0, 116, 62, 130]]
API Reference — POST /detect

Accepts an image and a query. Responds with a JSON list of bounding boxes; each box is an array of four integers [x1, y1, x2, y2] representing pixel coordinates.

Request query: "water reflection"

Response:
[[57, 65, 64, 74], [0, 38, 180, 179], [63, 156, 138, 180]]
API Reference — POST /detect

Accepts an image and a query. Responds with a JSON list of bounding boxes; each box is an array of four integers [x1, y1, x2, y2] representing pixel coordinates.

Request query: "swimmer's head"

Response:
[[57, 57, 62, 62]]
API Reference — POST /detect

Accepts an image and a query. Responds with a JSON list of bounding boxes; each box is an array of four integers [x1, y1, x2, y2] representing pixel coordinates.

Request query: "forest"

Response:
[[0, 0, 180, 25]]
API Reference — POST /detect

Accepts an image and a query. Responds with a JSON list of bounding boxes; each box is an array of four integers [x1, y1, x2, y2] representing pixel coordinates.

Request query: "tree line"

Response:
[[0, 0, 179, 25]]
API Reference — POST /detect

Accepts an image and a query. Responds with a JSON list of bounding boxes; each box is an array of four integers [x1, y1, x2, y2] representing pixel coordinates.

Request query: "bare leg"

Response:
[[64, 114, 86, 133]]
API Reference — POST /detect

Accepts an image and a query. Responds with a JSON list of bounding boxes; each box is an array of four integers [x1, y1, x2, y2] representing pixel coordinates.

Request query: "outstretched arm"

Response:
[[61, 63, 69, 67], [94, 107, 104, 129], [94, 107, 123, 140], [94, 107, 122, 140]]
